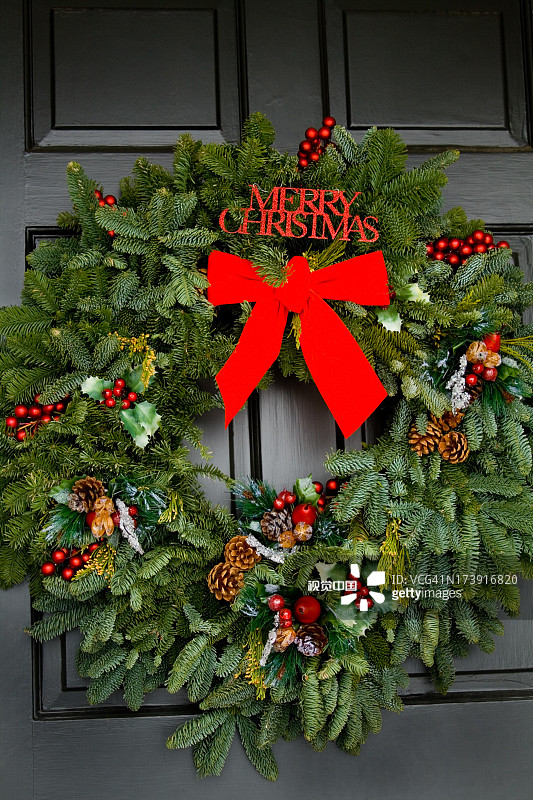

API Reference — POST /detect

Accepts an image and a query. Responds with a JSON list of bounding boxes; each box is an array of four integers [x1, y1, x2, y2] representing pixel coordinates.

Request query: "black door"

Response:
[[1, 1, 533, 798]]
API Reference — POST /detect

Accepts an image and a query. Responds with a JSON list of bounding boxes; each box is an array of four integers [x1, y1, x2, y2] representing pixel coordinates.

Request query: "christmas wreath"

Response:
[[2, 113, 533, 780]]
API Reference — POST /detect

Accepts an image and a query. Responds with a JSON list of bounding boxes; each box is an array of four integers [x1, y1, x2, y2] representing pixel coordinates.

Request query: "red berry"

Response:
[[472, 229, 485, 242], [41, 562, 56, 576], [284, 492, 296, 505], [127, 392, 137, 402], [43, 403, 55, 413], [359, 586, 370, 597], [111, 511, 121, 525], [108, 231, 115, 237], [299, 140, 312, 153], [133, 519, 138, 529], [313, 481, 323, 494], [449, 238, 462, 250], [460, 245, 473, 258], [15, 430, 26, 441], [267, 594, 285, 611], [482, 367, 498, 382], [426, 243, 434, 256], [488, 244, 496, 250], [105, 398, 116, 408], [474, 243, 487, 254], [128, 505, 138, 517], [28, 406, 42, 419], [61, 567, 74, 581], [70, 555, 83, 570], [51, 550, 66, 564], [305, 127, 318, 141], [298, 157, 309, 169], [318, 126, 331, 140], [54, 402, 65, 412], [435, 237, 448, 251], [292, 503, 317, 526], [446, 253, 460, 266], [41, 416, 52, 423], [95, 189, 103, 199], [279, 618, 293, 628], [5, 417, 17, 428], [113, 387, 123, 397], [114, 379, 126, 389], [433, 251, 445, 261], [102, 389, 112, 399], [121, 399, 131, 410], [273, 497, 285, 510], [14, 405, 28, 418], [483, 233, 493, 245], [86, 511, 96, 527], [82, 553, 91, 563], [326, 478, 339, 494], [322, 116, 336, 128], [465, 374, 478, 387], [317, 496, 326, 509], [53, 415, 61, 422], [88, 542, 100, 552], [104, 194, 117, 206], [279, 608, 292, 622], [497, 240, 510, 249], [309, 152, 320, 162], [293, 596, 321, 624], [472, 363, 484, 375], [98, 199, 106, 207], [483, 332, 501, 352]]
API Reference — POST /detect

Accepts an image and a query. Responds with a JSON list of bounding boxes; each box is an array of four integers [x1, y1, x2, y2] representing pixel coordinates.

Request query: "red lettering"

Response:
[[266, 210, 287, 237], [249, 185, 279, 212], [362, 216, 379, 242], [219, 208, 241, 234], [337, 192, 362, 215]]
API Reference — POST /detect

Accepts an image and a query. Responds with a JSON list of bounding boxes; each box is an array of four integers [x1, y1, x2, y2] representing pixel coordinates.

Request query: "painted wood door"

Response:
[[1, 1, 533, 798]]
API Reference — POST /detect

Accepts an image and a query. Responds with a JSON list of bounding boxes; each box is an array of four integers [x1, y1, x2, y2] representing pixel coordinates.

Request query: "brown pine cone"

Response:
[[67, 476, 106, 513], [466, 341, 487, 363], [430, 409, 464, 433], [467, 378, 484, 403], [408, 420, 442, 456], [260, 506, 293, 541], [295, 623, 328, 657], [293, 521, 313, 542], [273, 626, 297, 652], [224, 536, 261, 571], [438, 431, 470, 463], [207, 562, 244, 602]]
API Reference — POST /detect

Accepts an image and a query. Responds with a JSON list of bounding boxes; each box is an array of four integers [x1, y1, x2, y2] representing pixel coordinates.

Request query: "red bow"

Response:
[[207, 251, 390, 438]]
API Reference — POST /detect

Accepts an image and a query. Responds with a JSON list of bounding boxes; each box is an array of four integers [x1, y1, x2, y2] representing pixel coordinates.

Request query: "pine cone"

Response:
[[67, 476, 106, 513], [293, 521, 313, 542], [466, 341, 487, 363], [207, 562, 244, 601], [260, 506, 293, 541], [408, 420, 442, 456], [224, 536, 261, 571], [467, 378, 484, 403], [438, 431, 470, 463], [430, 409, 464, 433], [273, 626, 297, 652], [295, 623, 328, 657]]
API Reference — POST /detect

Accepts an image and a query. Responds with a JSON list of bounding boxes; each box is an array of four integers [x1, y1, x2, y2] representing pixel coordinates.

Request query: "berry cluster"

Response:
[[273, 478, 340, 516], [267, 594, 322, 627], [465, 332, 501, 387], [108, 503, 138, 530], [40, 542, 101, 581], [100, 378, 138, 410], [345, 571, 375, 610], [426, 230, 510, 267], [297, 116, 336, 170], [5, 394, 71, 441], [94, 189, 117, 237]]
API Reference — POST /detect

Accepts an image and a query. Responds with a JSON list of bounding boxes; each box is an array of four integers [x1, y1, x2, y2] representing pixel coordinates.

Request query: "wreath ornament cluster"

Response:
[[1, 114, 533, 779]]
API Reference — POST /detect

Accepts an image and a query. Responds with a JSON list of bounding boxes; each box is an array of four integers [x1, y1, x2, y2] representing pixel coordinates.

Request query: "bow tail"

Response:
[[299, 294, 387, 439], [216, 299, 288, 428]]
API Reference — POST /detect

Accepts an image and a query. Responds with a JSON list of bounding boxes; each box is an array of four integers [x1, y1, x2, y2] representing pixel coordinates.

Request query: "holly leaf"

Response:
[[119, 401, 161, 448], [395, 283, 431, 304], [81, 376, 112, 401], [49, 478, 77, 504], [294, 476, 320, 505], [376, 303, 402, 332], [125, 365, 155, 393]]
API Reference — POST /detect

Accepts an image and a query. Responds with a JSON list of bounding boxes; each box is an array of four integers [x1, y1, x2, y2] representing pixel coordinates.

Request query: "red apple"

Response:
[[292, 503, 317, 526], [483, 332, 500, 352]]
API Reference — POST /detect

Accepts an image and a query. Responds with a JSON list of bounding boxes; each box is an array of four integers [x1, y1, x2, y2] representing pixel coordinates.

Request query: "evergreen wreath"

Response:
[[1, 113, 533, 779]]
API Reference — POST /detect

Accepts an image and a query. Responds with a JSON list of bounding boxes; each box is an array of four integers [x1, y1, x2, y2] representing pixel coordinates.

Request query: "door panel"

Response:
[[2, 0, 533, 797]]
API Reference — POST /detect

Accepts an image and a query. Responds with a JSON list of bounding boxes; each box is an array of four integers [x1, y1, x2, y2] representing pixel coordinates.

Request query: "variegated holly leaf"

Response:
[[120, 401, 161, 448], [396, 283, 431, 303], [80, 376, 112, 401], [376, 303, 402, 332]]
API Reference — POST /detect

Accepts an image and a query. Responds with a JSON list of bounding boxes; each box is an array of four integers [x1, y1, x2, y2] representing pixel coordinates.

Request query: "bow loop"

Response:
[[207, 250, 390, 437]]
